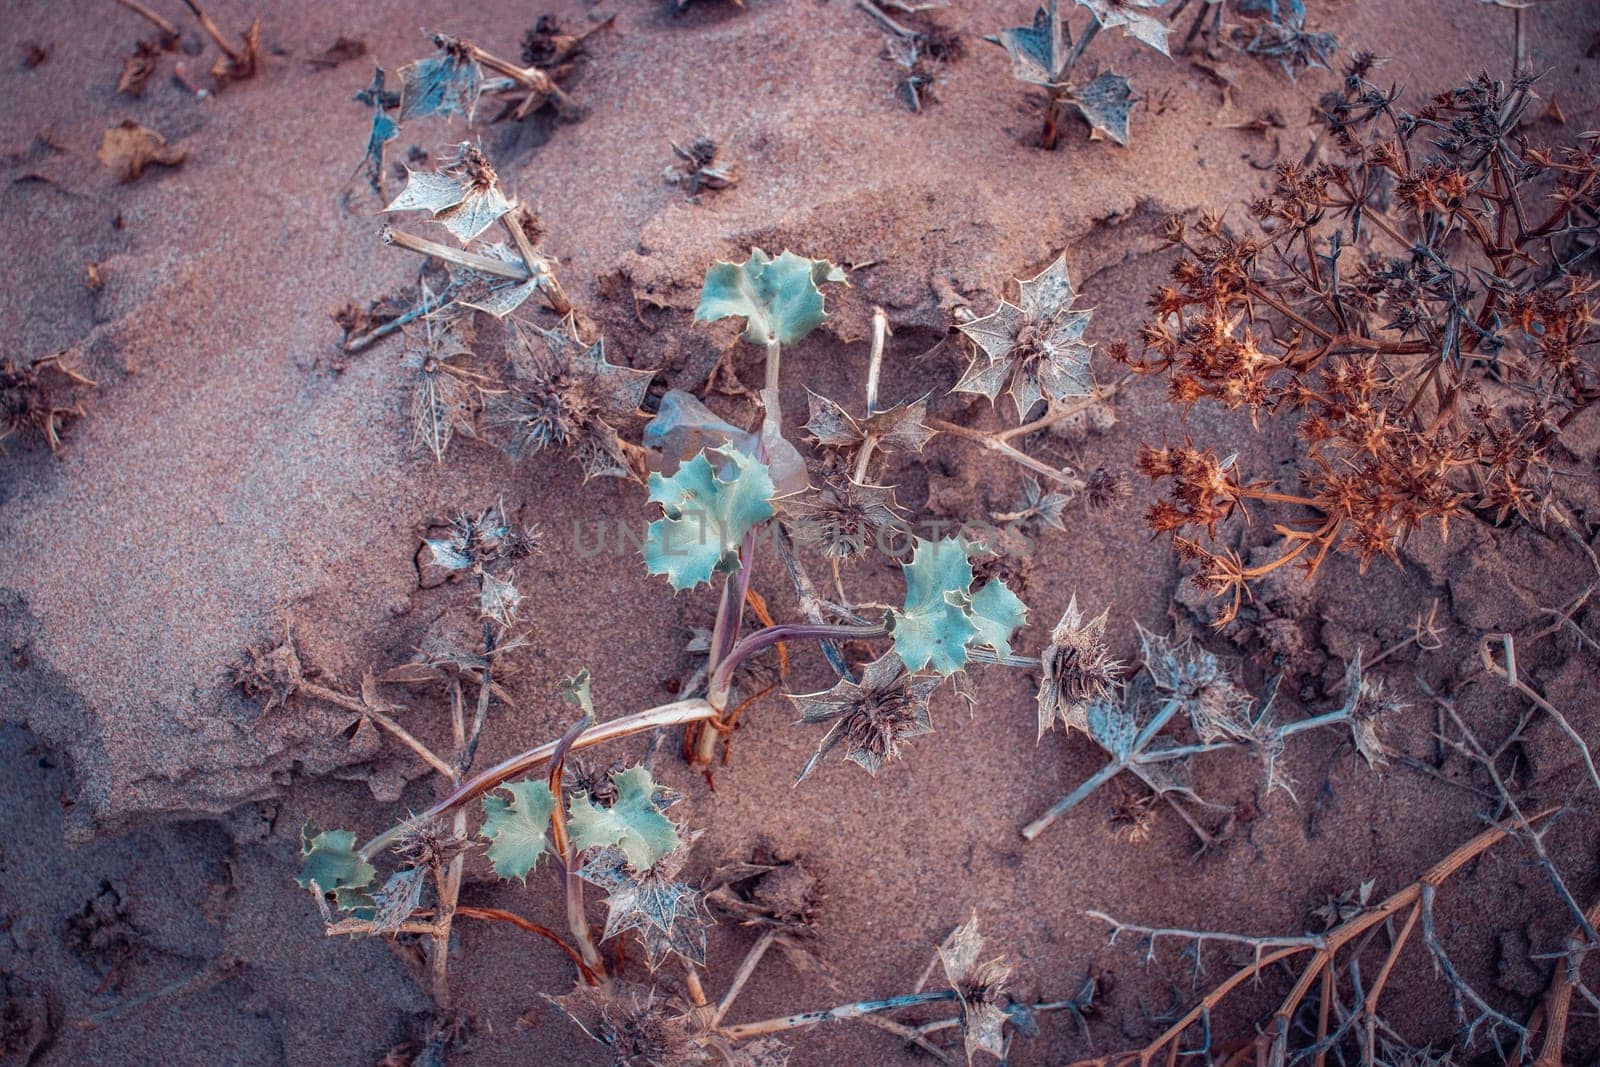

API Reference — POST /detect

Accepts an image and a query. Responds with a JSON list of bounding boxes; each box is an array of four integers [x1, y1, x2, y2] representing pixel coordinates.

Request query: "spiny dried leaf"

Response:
[[406, 327, 483, 463], [955, 254, 1095, 420], [385, 142, 512, 245], [668, 137, 738, 197], [644, 446, 775, 591], [369, 866, 428, 934], [1069, 72, 1133, 146], [580, 848, 711, 970], [421, 501, 529, 574], [568, 766, 681, 871], [1074, 0, 1169, 56], [803, 391, 935, 455], [450, 242, 554, 319], [398, 34, 483, 123], [297, 823, 377, 912], [478, 571, 523, 627], [695, 248, 848, 347], [1036, 595, 1119, 738], [938, 913, 1015, 1064], [792, 650, 940, 782], [480, 778, 557, 881], [96, 120, 186, 181]]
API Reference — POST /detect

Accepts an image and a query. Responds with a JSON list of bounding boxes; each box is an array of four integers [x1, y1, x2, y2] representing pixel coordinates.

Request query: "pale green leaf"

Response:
[[480, 779, 557, 882], [968, 579, 1028, 658], [644, 446, 775, 591], [297, 824, 377, 911], [694, 247, 848, 347], [567, 766, 680, 871], [891, 537, 979, 675], [561, 668, 594, 715]]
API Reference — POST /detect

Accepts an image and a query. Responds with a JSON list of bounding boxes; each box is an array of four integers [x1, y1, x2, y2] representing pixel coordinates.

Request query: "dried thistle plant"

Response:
[[1, 353, 93, 454], [491, 320, 653, 481], [667, 137, 738, 198], [1120, 64, 1600, 623]]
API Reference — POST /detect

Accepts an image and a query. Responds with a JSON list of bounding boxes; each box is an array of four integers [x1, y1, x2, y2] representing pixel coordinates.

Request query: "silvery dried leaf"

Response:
[[369, 866, 428, 934], [398, 34, 483, 123], [938, 913, 1015, 1064], [580, 847, 711, 970], [802, 391, 934, 455], [545, 982, 705, 1066], [1074, 0, 1170, 56], [451, 243, 552, 318], [404, 301, 488, 463], [1069, 72, 1133, 146], [479, 571, 523, 627], [955, 254, 1095, 421], [385, 142, 512, 245]]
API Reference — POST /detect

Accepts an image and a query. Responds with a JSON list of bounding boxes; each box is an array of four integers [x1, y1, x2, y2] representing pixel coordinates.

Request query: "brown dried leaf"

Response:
[[96, 120, 186, 182]]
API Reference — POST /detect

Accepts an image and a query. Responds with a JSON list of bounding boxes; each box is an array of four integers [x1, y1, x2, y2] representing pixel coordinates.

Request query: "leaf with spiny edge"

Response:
[[1070, 72, 1134, 146], [297, 823, 377, 912], [695, 248, 848, 347], [567, 766, 681, 871], [384, 142, 511, 245], [480, 779, 557, 881], [890, 536, 1029, 675], [644, 446, 775, 591], [397, 34, 483, 123]]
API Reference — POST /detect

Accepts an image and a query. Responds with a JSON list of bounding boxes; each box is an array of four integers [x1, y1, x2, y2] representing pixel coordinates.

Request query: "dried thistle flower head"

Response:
[[956, 253, 1095, 421], [229, 621, 305, 712], [783, 473, 907, 561], [421, 501, 530, 575], [667, 136, 737, 197], [546, 981, 706, 1067], [492, 321, 653, 481], [1036, 595, 1120, 738], [1137, 624, 1255, 743], [938, 913, 1016, 1064], [1335, 655, 1400, 767], [791, 650, 940, 783]]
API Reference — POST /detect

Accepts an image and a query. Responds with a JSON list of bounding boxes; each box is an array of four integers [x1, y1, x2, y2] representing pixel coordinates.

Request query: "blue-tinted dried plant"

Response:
[[1168, 0, 1337, 75], [344, 139, 582, 357], [1023, 619, 1400, 846], [988, 0, 1169, 148]]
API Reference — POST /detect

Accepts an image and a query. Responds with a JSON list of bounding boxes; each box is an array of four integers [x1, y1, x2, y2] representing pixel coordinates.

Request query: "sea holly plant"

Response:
[[344, 139, 580, 355], [1023, 613, 1403, 846], [645, 445, 778, 591], [988, 0, 1167, 149]]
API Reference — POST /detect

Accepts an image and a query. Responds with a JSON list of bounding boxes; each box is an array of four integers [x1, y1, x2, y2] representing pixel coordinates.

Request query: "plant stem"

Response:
[[929, 419, 1085, 489], [713, 929, 779, 1026], [1021, 697, 1183, 840], [720, 990, 958, 1040], [342, 287, 454, 354], [549, 715, 606, 980], [707, 622, 891, 712], [384, 226, 529, 281], [112, 0, 179, 40], [360, 699, 717, 858], [179, 0, 240, 61]]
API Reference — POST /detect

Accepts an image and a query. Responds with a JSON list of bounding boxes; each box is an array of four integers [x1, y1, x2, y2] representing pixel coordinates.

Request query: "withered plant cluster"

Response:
[[1119, 61, 1600, 622]]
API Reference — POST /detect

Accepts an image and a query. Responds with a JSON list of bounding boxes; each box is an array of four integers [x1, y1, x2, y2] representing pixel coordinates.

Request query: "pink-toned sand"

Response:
[[2, 0, 1598, 1063]]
